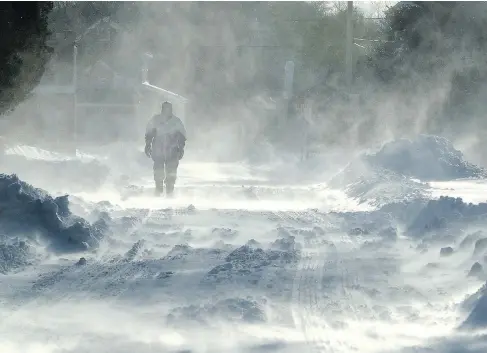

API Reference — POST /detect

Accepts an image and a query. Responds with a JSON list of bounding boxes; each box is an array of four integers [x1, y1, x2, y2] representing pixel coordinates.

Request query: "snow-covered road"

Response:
[[2, 136, 487, 353]]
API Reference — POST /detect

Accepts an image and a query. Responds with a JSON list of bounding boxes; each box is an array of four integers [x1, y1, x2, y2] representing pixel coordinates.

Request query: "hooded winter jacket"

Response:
[[145, 114, 187, 161]]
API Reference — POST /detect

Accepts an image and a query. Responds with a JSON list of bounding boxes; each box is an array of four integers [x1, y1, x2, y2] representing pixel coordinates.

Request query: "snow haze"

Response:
[[2, 2, 487, 353], [2, 135, 487, 353]]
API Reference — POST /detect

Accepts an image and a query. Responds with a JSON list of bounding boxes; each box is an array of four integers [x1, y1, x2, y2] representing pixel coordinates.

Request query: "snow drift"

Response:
[[363, 135, 486, 181], [0, 240, 32, 274], [167, 297, 267, 326], [330, 135, 487, 206], [0, 174, 107, 260], [327, 195, 487, 244], [380, 196, 487, 239], [462, 283, 487, 329], [5, 144, 96, 162], [1, 147, 110, 193]]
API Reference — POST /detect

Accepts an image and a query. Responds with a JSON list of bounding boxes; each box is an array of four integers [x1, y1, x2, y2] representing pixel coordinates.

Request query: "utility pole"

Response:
[[283, 60, 295, 121], [73, 44, 78, 155], [346, 1, 353, 89]]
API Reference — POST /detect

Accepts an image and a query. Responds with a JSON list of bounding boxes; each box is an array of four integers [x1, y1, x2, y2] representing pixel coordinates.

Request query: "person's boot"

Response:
[[165, 182, 175, 197], [155, 181, 164, 196]]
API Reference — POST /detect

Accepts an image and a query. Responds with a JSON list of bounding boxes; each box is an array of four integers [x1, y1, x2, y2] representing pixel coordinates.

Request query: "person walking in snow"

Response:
[[144, 101, 186, 196]]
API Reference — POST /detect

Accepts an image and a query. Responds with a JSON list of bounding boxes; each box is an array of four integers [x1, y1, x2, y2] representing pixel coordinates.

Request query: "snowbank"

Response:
[[0, 240, 32, 274], [330, 135, 486, 206], [204, 237, 300, 294], [5, 144, 96, 163], [407, 197, 487, 235], [167, 297, 267, 326], [342, 169, 430, 207], [0, 174, 107, 255], [1, 153, 109, 193], [364, 135, 486, 181], [462, 283, 487, 329], [379, 196, 487, 239]]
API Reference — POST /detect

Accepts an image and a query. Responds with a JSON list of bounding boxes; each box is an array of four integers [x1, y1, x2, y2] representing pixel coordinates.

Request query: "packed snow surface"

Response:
[[2, 135, 487, 353]]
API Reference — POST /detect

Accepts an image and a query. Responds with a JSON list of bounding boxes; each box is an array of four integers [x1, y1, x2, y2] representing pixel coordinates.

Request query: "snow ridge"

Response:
[[0, 174, 107, 260]]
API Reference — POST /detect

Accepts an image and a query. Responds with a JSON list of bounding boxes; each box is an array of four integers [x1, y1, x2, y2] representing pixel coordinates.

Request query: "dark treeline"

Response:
[[369, 1, 487, 136], [0, 1, 52, 116]]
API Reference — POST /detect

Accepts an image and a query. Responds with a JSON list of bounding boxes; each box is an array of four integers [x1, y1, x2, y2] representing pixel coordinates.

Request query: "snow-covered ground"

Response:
[[2, 135, 487, 353]]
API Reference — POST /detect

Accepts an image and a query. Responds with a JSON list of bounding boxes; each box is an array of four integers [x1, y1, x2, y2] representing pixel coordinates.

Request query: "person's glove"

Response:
[[144, 144, 152, 158]]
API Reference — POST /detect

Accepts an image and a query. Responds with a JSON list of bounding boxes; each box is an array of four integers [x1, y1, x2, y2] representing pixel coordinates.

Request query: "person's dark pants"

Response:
[[153, 157, 179, 194]]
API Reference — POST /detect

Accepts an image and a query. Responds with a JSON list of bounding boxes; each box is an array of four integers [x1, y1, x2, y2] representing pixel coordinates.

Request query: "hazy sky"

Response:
[[354, 1, 398, 16]]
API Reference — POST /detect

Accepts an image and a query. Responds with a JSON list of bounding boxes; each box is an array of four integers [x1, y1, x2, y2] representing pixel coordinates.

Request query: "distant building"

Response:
[[5, 16, 187, 152]]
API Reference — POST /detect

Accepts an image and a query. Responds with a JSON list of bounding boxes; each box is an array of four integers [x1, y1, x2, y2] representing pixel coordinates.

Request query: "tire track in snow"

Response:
[[290, 209, 373, 353], [247, 188, 359, 352]]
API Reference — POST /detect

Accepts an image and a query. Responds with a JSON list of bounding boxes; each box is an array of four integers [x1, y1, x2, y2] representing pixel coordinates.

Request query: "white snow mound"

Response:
[[330, 135, 487, 206]]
